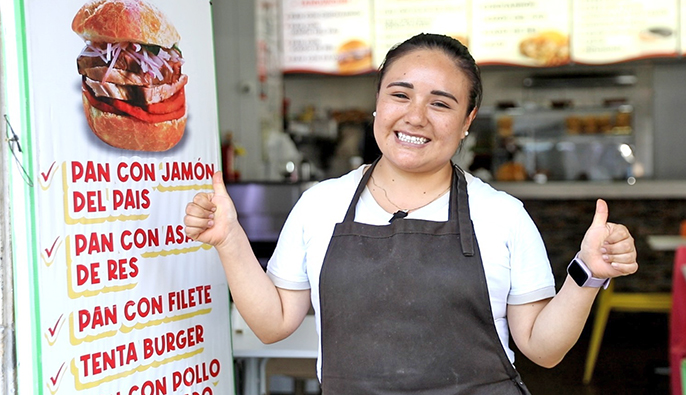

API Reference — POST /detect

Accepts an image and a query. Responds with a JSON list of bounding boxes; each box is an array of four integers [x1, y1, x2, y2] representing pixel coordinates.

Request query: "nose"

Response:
[[404, 101, 427, 127]]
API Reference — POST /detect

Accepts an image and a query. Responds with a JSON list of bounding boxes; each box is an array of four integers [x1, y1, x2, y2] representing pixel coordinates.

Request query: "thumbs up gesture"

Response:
[[579, 199, 638, 279], [184, 171, 239, 248]]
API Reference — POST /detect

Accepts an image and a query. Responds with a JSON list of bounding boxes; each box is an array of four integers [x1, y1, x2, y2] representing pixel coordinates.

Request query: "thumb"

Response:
[[211, 171, 229, 197], [591, 198, 609, 228]]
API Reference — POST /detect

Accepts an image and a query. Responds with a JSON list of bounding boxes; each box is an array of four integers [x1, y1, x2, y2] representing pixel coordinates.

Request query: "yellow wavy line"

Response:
[[71, 348, 204, 390], [119, 308, 212, 333], [68, 309, 212, 345], [62, 163, 149, 224], [141, 244, 213, 258], [154, 183, 213, 192], [65, 236, 138, 299], [69, 312, 118, 346]]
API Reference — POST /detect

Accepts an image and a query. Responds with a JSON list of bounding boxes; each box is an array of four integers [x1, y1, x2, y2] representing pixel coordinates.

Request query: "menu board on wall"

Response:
[[372, 0, 469, 68], [571, 0, 679, 64], [468, 0, 571, 66], [23, 0, 233, 394], [281, 0, 374, 74]]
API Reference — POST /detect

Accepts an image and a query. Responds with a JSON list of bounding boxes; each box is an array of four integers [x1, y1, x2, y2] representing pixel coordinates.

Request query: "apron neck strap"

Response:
[[342, 157, 378, 223], [342, 157, 476, 257], [452, 163, 475, 257]]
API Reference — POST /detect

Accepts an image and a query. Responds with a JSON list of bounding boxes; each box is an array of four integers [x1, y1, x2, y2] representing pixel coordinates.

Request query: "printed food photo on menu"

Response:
[[336, 39, 373, 75], [72, 0, 188, 152], [519, 30, 570, 67]]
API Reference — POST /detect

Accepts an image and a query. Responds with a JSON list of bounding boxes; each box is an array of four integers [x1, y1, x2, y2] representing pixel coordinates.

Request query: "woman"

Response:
[[184, 33, 638, 394]]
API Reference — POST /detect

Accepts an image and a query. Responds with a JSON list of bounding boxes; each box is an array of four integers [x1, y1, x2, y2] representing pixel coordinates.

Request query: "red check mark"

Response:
[[42, 237, 61, 267], [41, 161, 57, 182], [44, 237, 60, 259], [39, 161, 59, 190], [49, 362, 65, 387], [44, 314, 64, 346], [48, 314, 64, 338]]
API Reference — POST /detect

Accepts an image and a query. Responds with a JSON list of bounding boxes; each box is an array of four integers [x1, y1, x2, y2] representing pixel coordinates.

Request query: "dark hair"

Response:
[[376, 33, 482, 116]]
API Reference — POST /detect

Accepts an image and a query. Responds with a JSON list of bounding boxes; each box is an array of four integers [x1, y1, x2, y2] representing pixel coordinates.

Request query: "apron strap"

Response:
[[342, 157, 378, 223], [452, 163, 475, 257]]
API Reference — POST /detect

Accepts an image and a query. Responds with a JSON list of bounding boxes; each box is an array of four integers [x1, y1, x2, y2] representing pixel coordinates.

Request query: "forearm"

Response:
[[514, 276, 600, 367], [215, 224, 307, 343]]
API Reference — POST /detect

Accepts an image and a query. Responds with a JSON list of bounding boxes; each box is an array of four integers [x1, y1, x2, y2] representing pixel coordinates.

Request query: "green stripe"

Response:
[[13, 0, 43, 393]]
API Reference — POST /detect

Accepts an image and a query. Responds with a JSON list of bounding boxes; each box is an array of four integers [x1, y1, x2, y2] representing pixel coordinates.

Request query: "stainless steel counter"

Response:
[[489, 180, 686, 200]]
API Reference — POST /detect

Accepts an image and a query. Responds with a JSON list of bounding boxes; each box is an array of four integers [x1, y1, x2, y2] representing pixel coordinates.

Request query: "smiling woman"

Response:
[[370, 46, 477, 209], [183, 33, 639, 395]]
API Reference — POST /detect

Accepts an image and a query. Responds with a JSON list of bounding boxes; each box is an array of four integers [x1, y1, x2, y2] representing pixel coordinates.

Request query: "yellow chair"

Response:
[[583, 281, 672, 384]]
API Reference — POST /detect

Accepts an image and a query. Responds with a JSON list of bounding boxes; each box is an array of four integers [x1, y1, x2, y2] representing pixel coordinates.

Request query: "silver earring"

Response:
[[373, 111, 377, 117], [465, 130, 469, 136]]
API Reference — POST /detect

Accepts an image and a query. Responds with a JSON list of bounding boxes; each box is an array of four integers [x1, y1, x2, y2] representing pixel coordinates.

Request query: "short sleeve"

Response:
[[506, 204, 556, 305], [266, 197, 311, 290]]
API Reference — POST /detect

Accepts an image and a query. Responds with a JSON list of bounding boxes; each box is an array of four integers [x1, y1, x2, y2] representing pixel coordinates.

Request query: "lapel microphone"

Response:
[[389, 210, 409, 223]]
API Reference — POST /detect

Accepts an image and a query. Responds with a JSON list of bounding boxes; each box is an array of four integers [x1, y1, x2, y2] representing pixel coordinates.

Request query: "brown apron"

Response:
[[318, 159, 531, 394]]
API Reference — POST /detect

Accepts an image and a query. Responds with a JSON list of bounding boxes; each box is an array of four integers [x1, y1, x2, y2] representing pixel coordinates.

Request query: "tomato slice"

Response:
[[82, 83, 185, 123], [110, 97, 185, 123]]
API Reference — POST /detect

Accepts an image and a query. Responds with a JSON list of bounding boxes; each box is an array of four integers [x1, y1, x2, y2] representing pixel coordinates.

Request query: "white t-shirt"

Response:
[[266, 165, 556, 374]]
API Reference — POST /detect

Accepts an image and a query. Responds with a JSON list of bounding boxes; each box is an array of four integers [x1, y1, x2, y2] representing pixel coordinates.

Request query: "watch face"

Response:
[[568, 260, 590, 287]]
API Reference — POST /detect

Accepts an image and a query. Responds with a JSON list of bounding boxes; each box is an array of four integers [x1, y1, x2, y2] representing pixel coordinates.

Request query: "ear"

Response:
[[462, 107, 479, 135]]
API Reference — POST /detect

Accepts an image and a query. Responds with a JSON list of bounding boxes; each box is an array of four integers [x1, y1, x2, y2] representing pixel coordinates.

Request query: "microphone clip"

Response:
[[389, 210, 409, 223]]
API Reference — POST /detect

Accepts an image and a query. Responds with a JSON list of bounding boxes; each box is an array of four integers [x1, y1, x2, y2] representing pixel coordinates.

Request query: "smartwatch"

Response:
[[567, 254, 611, 289]]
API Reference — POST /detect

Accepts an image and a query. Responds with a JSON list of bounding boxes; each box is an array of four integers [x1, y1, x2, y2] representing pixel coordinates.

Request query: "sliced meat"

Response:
[[84, 74, 188, 105], [77, 51, 182, 85], [81, 66, 182, 86]]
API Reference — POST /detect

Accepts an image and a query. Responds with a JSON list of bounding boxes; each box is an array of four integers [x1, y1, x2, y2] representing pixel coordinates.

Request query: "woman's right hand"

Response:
[[184, 171, 238, 248]]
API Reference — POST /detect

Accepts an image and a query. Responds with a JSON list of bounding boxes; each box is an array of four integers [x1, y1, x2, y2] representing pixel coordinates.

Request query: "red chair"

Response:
[[671, 245, 686, 395]]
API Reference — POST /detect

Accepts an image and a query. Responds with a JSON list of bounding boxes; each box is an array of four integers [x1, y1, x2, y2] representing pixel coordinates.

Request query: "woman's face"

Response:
[[374, 48, 477, 174]]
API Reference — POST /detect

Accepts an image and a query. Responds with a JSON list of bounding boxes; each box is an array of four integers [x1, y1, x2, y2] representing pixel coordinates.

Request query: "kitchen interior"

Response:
[[213, 1, 686, 394]]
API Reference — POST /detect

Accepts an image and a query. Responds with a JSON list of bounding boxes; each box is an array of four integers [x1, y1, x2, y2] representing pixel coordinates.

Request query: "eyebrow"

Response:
[[386, 81, 459, 103]]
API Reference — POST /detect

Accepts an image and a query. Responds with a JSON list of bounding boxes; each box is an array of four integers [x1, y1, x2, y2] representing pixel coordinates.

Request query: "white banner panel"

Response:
[[22, 0, 233, 394]]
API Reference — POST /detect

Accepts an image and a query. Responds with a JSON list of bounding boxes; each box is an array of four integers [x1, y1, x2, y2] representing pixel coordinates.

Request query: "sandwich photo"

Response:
[[336, 39, 373, 75], [519, 31, 570, 67], [72, 0, 187, 151]]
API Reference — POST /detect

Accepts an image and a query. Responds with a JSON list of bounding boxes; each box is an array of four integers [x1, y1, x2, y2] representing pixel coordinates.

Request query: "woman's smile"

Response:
[[396, 131, 429, 145]]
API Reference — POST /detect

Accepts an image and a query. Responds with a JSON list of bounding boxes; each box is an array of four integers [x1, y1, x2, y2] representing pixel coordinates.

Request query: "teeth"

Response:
[[397, 132, 428, 145]]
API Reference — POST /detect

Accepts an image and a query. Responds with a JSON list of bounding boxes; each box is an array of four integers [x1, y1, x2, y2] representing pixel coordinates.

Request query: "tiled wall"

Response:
[[522, 198, 686, 292]]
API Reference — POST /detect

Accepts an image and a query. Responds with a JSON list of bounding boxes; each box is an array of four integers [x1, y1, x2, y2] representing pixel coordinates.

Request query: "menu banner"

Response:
[[281, 0, 374, 74], [571, 0, 678, 64], [469, 0, 571, 67], [22, 0, 233, 394], [372, 0, 469, 68]]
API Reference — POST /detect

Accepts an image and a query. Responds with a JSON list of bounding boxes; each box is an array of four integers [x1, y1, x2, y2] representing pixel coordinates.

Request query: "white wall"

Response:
[[653, 63, 686, 179], [213, 0, 264, 180]]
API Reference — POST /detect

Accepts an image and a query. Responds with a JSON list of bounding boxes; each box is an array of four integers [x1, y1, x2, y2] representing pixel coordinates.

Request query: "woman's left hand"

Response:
[[579, 199, 638, 279]]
